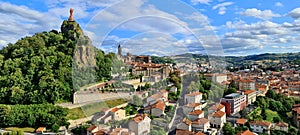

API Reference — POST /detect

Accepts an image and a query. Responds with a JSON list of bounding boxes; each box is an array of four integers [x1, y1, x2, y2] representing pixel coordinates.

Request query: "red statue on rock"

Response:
[[68, 8, 74, 21]]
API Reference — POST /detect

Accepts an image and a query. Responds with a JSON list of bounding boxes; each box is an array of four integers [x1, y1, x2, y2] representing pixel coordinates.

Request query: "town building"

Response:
[[274, 122, 289, 132], [183, 103, 203, 115], [144, 100, 165, 117], [208, 111, 226, 129], [249, 121, 272, 134], [243, 90, 257, 105], [236, 118, 247, 127], [185, 92, 202, 104], [191, 118, 210, 132], [204, 74, 227, 84], [188, 110, 204, 121], [128, 114, 151, 135], [292, 104, 300, 129], [221, 93, 246, 115], [237, 79, 255, 90], [208, 104, 225, 114], [177, 118, 192, 131]]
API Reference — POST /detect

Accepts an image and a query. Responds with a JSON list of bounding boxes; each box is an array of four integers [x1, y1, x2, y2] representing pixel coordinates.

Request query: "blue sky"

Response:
[[1, 0, 300, 56]]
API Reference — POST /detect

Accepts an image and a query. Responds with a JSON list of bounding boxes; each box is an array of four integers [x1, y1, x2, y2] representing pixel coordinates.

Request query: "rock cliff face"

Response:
[[61, 20, 96, 67]]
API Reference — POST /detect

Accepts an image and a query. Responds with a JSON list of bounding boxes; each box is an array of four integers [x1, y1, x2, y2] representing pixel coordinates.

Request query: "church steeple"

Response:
[[118, 44, 122, 56]]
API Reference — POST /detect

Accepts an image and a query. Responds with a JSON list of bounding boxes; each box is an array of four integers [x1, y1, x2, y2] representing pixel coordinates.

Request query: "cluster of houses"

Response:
[[85, 89, 170, 135], [175, 91, 220, 135]]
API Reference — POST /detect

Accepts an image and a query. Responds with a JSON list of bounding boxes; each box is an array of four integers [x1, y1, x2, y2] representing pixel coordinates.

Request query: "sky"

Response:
[[1, 0, 300, 56]]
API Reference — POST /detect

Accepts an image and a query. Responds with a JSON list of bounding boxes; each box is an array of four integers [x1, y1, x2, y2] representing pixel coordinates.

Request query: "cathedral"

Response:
[[116, 44, 171, 82]]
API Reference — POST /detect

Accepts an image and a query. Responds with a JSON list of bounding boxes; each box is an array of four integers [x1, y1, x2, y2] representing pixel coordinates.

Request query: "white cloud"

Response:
[[275, 2, 283, 7], [0, 2, 61, 47], [212, 2, 234, 15], [191, 0, 212, 5], [240, 8, 280, 20], [288, 8, 300, 19]]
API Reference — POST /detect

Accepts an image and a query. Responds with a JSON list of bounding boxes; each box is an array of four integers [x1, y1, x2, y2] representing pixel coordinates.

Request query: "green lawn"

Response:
[[5, 127, 35, 133], [67, 107, 86, 120], [67, 98, 127, 120], [265, 109, 280, 122]]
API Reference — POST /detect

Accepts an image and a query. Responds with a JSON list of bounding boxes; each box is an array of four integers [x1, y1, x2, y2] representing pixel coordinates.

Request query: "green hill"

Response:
[[0, 20, 118, 104]]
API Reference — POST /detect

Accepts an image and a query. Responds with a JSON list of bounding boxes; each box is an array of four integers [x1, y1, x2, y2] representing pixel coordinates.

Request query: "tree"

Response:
[[266, 90, 277, 99], [239, 109, 248, 119], [261, 107, 267, 120], [273, 116, 281, 123], [187, 81, 199, 92], [132, 95, 143, 106], [223, 122, 235, 135], [51, 123, 60, 133], [288, 126, 298, 135], [224, 87, 237, 96]]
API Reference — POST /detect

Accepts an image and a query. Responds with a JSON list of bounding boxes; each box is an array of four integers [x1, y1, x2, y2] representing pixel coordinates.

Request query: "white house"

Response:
[[184, 92, 202, 104], [191, 118, 210, 132], [249, 121, 272, 134], [208, 111, 226, 129], [129, 114, 151, 135], [204, 74, 227, 84]]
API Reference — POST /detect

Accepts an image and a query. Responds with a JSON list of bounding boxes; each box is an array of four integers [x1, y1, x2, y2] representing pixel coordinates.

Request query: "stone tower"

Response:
[[118, 44, 122, 57]]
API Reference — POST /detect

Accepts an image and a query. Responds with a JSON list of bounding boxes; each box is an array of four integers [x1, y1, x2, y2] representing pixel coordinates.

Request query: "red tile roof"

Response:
[[236, 118, 247, 125], [186, 92, 202, 97], [236, 130, 255, 135], [87, 125, 97, 131], [239, 79, 254, 83], [36, 127, 46, 132], [243, 90, 255, 95], [208, 104, 225, 111], [212, 111, 226, 117], [110, 108, 120, 113], [192, 118, 209, 125], [132, 114, 148, 123], [195, 131, 206, 135], [275, 122, 289, 127], [176, 129, 194, 135], [145, 100, 165, 111], [189, 110, 203, 115]]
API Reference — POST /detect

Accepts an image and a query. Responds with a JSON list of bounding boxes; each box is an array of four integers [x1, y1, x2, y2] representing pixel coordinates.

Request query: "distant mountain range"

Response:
[[168, 52, 300, 67]]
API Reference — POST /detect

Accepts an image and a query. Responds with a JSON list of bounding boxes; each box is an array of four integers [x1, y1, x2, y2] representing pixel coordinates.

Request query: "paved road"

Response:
[[168, 74, 198, 134]]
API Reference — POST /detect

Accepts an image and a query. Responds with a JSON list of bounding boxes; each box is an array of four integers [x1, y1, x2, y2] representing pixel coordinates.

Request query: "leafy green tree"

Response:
[[239, 109, 248, 119], [132, 95, 143, 106], [266, 90, 277, 99], [273, 116, 281, 123], [223, 122, 235, 135], [288, 126, 298, 135], [51, 123, 60, 133]]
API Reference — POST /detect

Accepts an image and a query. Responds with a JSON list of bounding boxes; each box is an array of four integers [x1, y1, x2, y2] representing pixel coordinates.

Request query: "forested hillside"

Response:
[[0, 20, 119, 104]]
